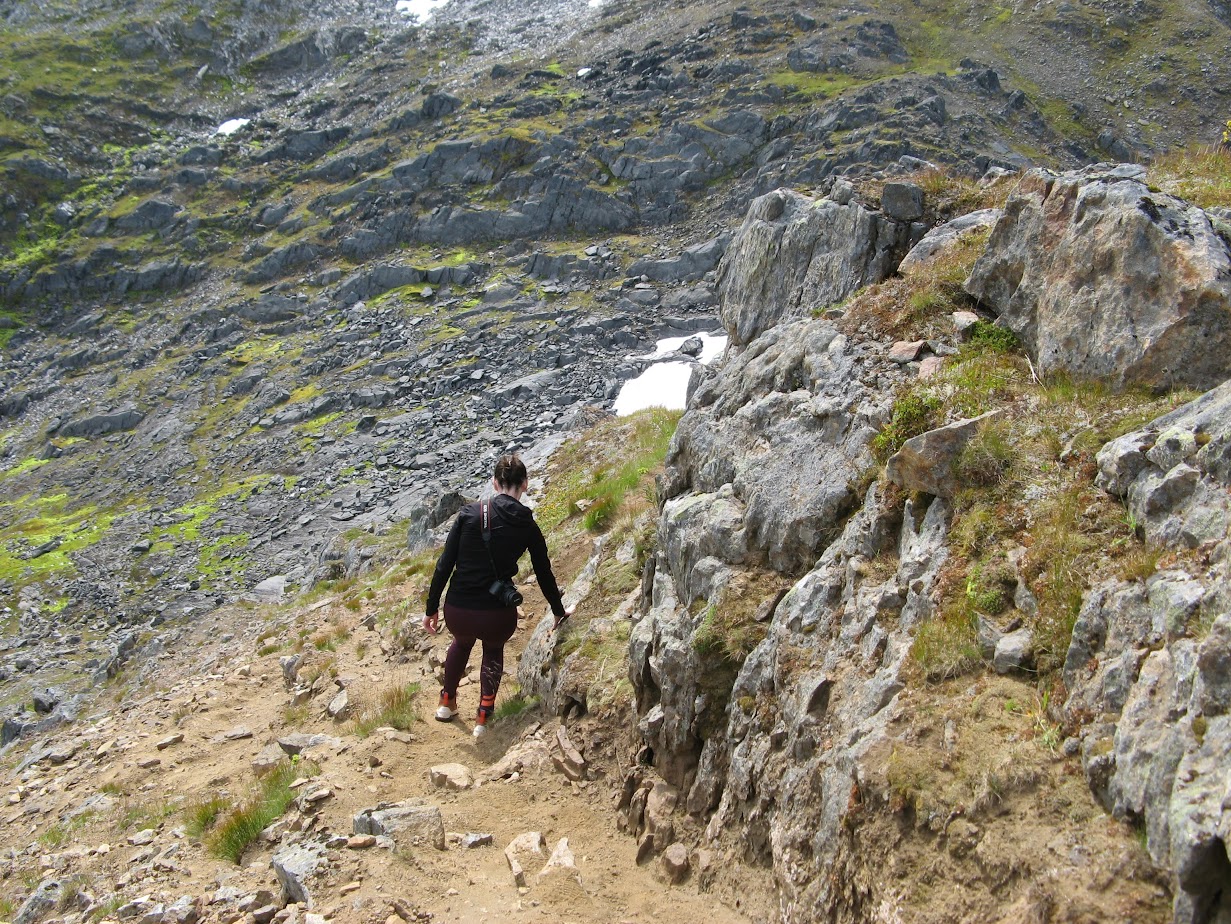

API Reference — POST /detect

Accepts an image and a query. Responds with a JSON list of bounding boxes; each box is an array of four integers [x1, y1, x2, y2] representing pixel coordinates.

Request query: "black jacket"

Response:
[[425, 493, 565, 620]]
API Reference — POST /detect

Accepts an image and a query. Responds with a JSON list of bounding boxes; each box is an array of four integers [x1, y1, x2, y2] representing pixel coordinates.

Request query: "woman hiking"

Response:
[[423, 453, 573, 737]]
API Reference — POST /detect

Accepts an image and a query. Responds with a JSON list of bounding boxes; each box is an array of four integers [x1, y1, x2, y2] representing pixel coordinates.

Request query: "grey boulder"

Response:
[[965, 164, 1231, 390], [717, 187, 913, 346]]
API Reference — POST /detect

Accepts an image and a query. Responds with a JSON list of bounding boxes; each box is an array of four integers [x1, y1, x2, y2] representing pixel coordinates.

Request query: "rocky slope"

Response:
[[2, 0, 1231, 921], [618, 165, 1231, 922]]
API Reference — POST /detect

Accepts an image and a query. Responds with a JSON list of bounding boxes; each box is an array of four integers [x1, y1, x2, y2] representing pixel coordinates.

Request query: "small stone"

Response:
[[461, 832, 493, 849], [552, 727, 588, 780], [128, 828, 156, 846], [881, 181, 926, 221], [156, 734, 184, 750], [888, 340, 925, 364], [993, 628, 1035, 673], [348, 835, 377, 849], [658, 843, 691, 884], [327, 689, 349, 720], [136, 757, 161, 769], [340, 882, 361, 895], [222, 725, 253, 741], [918, 356, 945, 380], [253, 744, 286, 775], [429, 763, 473, 790], [953, 310, 981, 335]]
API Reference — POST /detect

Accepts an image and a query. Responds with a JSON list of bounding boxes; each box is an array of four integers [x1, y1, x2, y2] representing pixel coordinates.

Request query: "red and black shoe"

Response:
[[473, 694, 495, 738], [435, 691, 458, 722]]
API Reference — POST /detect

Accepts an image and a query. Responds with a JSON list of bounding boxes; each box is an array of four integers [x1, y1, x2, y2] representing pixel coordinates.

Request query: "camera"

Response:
[[489, 578, 523, 608]]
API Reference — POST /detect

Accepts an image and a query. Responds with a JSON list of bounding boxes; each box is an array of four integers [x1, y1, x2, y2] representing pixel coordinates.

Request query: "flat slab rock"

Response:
[[353, 801, 445, 850]]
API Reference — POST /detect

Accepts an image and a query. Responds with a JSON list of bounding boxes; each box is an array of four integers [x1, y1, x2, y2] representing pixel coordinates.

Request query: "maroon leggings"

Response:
[[442, 603, 518, 703]]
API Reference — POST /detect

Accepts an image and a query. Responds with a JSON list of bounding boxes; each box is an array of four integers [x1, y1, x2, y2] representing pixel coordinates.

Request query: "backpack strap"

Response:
[[479, 499, 501, 580]]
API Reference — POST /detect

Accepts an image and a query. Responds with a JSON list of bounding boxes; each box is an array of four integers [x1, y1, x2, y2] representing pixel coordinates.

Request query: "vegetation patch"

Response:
[[0, 494, 116, 594], [185, 795, 230, 840], [536, 407, 682, 533], [352, 681, 420, 737], [1149, 145, 1231, 210], [208, 758, 318, 863]]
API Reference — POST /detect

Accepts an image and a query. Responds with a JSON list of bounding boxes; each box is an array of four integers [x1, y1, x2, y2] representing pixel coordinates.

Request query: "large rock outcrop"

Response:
[[716, 186, 915, 347], [659, 319, 884, 576], [1067, 379, 1231, 924], [965, 164, 1231, 390]]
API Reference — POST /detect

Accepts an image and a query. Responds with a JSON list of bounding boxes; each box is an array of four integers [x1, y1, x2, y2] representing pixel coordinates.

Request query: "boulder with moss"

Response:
[[965, 164, 1231, 390]]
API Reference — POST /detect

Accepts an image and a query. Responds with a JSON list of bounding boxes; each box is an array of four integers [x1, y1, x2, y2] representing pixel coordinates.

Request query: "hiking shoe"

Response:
[[435, 691, 458, 722], [473, 704, 493, 738]]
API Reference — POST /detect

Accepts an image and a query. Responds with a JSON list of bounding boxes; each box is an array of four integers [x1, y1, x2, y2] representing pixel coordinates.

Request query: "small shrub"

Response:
[[872, 390, 942, 462], [353, 682, 420, 737], [943, 352, 1023, 418], [955, 418, 1021, 487], [966, 320, 1019, 355], [951, 503, 1003, 558]]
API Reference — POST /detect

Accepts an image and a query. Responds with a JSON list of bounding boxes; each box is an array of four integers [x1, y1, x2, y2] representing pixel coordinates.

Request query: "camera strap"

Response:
[[479, 499, 503, 582]]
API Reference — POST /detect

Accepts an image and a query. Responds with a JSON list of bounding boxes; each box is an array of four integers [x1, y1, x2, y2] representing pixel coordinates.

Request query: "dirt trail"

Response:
[[0, 588, 755, 924]]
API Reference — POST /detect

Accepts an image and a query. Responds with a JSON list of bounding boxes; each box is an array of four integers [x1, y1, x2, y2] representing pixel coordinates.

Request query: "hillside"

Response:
[[2, 0, 1231, 922]]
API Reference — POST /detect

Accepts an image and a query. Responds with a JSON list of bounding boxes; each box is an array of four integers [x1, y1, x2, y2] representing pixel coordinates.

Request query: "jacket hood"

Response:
[[489, 492, 535, 525]]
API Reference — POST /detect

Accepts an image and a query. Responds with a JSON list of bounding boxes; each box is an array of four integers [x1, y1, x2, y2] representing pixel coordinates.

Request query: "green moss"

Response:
[[0, 457, 49, 480], [0, 495, 116, 592], [764, 69, 866, 99]]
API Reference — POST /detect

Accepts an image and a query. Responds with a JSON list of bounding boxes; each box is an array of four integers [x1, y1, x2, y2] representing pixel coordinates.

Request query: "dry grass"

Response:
[[1148, 145, 1231, 210], [863, 165, 1016, 221], [840, 227, 991, 342], [885, 677, 1050, 818], [352, 681, 420, 737]]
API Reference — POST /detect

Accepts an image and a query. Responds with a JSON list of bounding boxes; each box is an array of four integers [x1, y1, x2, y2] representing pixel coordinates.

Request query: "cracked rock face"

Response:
[[717, 187, 914, 347], [1066, 379, 1231, 923]]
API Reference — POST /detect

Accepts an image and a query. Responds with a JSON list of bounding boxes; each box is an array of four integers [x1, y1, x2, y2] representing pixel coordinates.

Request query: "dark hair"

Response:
[[493, 453, 527, 489]]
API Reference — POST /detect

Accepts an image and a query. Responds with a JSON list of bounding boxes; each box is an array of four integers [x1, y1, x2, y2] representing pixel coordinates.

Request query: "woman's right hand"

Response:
[[423, 611, 441, 634], [552, 604, 576, 631]]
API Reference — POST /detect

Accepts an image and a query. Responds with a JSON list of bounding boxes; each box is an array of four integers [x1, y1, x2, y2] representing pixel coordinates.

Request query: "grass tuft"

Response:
[[493, 687, 539, 721], [208, 759, 318, 863], [185, 795, 229, 840], [353, 682, 421, 737]]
